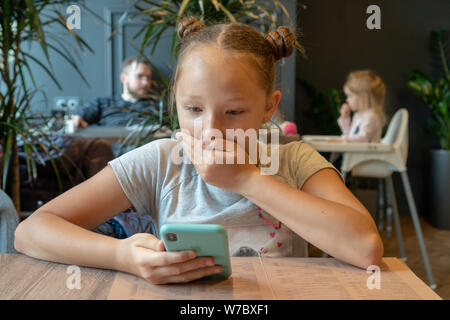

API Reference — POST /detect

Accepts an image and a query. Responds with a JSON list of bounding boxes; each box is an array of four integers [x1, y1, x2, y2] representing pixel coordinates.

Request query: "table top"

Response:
[[0, 254, 441, 300], [302, 135, 393, 153], [67, 125, 172, 140]]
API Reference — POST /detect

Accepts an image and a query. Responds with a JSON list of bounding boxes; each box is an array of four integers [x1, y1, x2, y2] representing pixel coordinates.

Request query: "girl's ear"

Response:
[[263, 90, 282, 122], [171, 84, 177, 105]]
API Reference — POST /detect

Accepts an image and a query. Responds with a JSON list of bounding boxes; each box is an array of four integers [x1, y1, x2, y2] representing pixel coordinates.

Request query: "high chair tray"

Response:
[[302, 135, 393, 153]]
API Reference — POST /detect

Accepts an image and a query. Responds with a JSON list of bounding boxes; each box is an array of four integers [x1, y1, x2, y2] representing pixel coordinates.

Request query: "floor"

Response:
[[309, 216, 450, 300]]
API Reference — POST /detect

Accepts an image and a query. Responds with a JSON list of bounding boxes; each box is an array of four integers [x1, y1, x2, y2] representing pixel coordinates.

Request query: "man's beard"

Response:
[[126, 83, 150, 99]]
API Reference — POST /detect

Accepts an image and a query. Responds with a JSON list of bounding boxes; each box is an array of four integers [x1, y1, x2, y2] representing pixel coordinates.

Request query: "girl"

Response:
[[14, 17, 383, 285], [336, 70, 387, 142]]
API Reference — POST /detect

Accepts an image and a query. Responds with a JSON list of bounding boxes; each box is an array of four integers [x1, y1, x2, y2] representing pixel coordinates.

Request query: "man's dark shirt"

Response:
[[75, 96, 159, 127]]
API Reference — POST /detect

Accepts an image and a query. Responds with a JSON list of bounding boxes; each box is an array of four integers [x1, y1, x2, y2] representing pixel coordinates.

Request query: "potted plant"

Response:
[[296, 77, 343, 135], [407, 30, 450, 229], [131, 0, 306, 58], [0, 1, 92, 215]]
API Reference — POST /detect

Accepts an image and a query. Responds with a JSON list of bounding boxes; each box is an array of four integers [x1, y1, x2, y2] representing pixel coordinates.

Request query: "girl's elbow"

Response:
[[14, 220, 27, 254], [14, 214, 40, 255], [361, 235, 384, 269]]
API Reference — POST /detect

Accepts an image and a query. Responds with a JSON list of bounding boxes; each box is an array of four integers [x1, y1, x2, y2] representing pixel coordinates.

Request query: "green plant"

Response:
[[0, 0, 93, 213], [296, 77, 343, 135], [132, 0, 306, 60], [407, 30, 450, 150]]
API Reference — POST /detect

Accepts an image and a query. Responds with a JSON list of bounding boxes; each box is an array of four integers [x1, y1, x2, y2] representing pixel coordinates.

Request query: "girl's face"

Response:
[[175, 46, 281, 147], [344, 86, 363, 112]]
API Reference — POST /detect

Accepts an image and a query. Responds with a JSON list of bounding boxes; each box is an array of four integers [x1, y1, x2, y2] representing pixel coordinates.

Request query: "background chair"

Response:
[[0, 190, 19, 253], [341, 108, 437, 289]]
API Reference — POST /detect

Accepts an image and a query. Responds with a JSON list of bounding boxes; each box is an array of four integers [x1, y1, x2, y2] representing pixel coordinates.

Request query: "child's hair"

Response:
[[344, 70, 387, 126], [168, 16, 296, 116]]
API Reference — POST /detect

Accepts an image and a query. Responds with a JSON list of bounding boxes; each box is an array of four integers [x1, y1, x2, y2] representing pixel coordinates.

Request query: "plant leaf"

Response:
[[177, 0, 191, 17]]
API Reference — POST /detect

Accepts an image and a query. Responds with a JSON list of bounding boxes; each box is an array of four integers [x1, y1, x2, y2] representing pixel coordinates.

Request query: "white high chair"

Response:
[[341, 108, 437, 289]]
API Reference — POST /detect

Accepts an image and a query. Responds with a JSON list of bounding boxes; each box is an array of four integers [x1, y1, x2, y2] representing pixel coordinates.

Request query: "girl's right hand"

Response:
[[340, 103, 351, 117], [116, 233, 223, 284]]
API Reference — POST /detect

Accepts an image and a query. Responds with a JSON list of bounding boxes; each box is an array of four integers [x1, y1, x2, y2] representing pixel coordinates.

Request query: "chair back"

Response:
[[344, 108, 410, 177], [382, 108, 409, 164]]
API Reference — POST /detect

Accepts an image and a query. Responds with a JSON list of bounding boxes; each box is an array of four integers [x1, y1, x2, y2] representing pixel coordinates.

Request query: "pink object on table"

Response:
[[281, 121, 298, 136]]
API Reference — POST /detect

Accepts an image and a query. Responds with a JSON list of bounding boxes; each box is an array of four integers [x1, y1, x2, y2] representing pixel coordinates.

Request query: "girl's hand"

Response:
[[176, 131, 259, 194], [117, 233, 222, 284], [340, 103, 351, 117]]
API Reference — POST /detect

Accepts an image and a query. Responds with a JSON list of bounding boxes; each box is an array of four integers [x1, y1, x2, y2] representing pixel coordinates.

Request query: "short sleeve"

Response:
[[108, 141, 162, 216], [286, 141, 343, 190]]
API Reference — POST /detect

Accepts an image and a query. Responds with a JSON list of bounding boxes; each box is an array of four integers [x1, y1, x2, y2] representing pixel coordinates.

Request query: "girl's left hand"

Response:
[[176, 131, 259, 194], [340, 103, 351, 117]]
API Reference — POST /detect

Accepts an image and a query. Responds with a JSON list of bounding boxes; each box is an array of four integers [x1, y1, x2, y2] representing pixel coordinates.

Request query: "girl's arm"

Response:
[[178, 132, 383, 269], [14, 166, 131, 269], [337, 115, 352, 135], [176, 132, 383, 268], [337, 104, 352, 135], [14, 166, 221, 283], [239, 168, 383, 269]]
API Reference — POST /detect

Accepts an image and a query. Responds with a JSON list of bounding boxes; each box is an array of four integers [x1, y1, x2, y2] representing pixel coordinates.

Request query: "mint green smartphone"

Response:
[[160, 223, 232, 279]]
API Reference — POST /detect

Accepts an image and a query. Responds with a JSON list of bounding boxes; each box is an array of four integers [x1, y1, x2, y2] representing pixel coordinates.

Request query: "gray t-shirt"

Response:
[[108, 138, 341, 257]]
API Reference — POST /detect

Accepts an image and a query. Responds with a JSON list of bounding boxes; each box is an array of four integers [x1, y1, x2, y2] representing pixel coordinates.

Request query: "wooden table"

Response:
[[0, 254, 441, 300], [67, 125, 172, 144]]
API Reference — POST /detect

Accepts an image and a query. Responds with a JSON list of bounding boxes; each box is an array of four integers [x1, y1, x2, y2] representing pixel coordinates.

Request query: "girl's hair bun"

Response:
[[264, 26, 295, 61], [178, 16, 206, 40]]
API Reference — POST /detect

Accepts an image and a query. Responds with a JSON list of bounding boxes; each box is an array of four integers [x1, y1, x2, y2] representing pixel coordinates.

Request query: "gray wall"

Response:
[[295, 0, 450, 217]]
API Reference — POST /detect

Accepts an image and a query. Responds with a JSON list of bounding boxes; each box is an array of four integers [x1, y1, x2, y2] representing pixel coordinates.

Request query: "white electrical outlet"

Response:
[[67, 98, 79, 110], [53, 96, 81, 112]]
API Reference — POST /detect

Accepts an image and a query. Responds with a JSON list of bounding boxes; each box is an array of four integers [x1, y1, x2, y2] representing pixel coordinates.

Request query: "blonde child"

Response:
[[336, 70, 387, 142], [15, 17, 383, 285]]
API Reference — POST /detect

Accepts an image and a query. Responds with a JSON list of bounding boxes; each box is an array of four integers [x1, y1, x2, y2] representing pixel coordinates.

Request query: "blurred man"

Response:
[[72, 56, 158, 127]]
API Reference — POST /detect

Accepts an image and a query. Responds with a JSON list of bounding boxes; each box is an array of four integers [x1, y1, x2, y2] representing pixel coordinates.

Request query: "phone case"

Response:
[[160, 223, 232, 279]]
